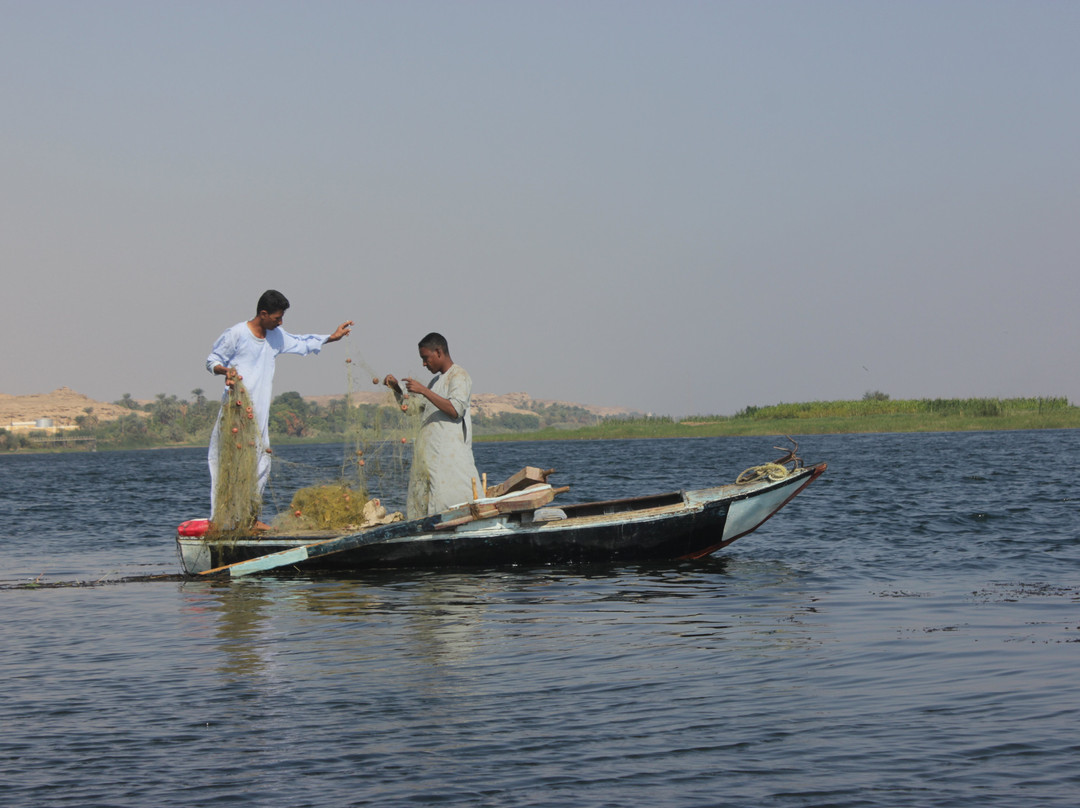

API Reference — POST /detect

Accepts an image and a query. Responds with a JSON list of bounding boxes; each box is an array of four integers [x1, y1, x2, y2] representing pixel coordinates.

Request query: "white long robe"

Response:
[[407, 364, 480, 519], [206, 321, 328, 514]]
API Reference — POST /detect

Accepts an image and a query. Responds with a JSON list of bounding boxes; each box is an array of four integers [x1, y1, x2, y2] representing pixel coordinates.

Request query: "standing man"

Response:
[[207, 289, 352, 517], [384, 332, 480, 519]]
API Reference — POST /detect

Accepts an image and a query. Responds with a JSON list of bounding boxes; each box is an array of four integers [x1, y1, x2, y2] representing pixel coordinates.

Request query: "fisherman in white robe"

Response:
[[384, 332, 480, 520], [206, 289, 352, 519]]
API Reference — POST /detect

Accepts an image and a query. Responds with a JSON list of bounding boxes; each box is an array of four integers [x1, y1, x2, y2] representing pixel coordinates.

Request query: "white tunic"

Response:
[[407, 363, 480, 519], [206, 321, 328, 514]]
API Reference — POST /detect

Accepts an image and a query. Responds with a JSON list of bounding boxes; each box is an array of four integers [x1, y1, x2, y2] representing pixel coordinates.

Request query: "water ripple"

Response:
[[4, 433, 1080, 806]]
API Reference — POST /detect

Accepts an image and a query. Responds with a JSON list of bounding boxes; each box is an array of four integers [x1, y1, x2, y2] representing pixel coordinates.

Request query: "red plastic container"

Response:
[[177, 518, 211, 537]]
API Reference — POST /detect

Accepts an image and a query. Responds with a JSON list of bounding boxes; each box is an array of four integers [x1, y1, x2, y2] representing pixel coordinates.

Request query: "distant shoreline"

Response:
[[3, 393, 1076, 453], [478, 412, 1080, 442], [6, 414, 1077, 455]]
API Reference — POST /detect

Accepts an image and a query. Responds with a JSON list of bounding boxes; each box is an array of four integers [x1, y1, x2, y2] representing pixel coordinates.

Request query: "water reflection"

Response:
[[179, 579, 279, 680], [178, 558, 833, 688]]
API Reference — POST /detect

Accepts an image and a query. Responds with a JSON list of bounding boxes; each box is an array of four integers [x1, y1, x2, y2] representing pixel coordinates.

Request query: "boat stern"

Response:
[[176, 535, 213, 575]]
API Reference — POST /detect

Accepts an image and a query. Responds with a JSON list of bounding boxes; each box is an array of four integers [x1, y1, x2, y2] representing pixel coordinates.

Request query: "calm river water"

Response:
[[2, 431, 1079, 807]]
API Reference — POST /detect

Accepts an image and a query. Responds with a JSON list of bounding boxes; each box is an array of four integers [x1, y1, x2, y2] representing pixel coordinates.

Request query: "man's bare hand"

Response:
[[327, 320, 354, 342]]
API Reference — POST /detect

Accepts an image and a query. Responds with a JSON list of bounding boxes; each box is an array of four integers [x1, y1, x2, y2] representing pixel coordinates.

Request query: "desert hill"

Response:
[[1, 388, 143, 428]]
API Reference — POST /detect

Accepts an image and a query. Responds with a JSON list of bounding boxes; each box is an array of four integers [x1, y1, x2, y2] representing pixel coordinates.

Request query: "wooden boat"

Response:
[[177, 455, 826, 577]]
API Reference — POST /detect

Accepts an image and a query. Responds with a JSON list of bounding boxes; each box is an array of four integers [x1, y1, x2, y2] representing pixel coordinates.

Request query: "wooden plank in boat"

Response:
[[495, 485, 568, 513], [486, 467, 554, 498]]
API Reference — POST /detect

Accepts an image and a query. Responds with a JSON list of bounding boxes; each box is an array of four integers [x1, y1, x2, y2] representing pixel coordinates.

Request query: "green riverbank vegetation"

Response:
[[1, 392, 1076, 452], [481, 395, 1080, 441]]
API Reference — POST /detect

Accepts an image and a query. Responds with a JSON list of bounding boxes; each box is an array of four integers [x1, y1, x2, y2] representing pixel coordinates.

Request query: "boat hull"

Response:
[[177, 463, 825, 575]]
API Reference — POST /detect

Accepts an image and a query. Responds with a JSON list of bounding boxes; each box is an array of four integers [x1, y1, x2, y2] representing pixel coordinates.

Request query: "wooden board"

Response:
[[486, 467, 555, 498], [434, 485, 568, 530]]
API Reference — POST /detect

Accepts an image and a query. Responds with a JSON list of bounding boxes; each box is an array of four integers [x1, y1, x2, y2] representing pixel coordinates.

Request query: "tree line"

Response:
[[0, 391, 612, 451], [8, 391, 1068, 452]]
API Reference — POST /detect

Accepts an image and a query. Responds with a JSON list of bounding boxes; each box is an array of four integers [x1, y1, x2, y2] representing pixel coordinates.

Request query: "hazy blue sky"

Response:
[[3, 1, 1077, 416]]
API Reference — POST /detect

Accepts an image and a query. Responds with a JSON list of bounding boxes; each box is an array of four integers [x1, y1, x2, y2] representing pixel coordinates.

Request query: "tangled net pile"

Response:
[[271, 484, 401, 533]]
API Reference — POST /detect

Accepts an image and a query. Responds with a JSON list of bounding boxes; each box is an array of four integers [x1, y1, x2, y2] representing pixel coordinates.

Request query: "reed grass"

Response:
[[478, 397, 1080, 441]]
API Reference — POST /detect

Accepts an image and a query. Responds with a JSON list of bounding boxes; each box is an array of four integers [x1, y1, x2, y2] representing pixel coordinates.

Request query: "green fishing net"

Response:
[[269, 483, 402, 532], [210, 379, 262, 534], [209, 352, 438, 537]]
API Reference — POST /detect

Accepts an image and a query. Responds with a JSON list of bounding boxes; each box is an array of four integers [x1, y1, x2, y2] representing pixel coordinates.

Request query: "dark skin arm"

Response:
[[325, 321, 353, 343], [212, 366, 241, 388], [383, 374, 459, 419]]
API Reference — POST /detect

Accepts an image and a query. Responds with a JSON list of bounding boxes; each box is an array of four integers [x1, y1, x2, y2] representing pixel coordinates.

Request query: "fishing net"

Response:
[[261, 351, 424, 533], [271, 484, 402, 532], [346, 353, 422, 500], [208, 350, 450, 537], [210, 379, 262, 534]]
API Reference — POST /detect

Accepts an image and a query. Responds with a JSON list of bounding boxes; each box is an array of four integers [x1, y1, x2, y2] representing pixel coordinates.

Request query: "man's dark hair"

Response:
[[256, 289, 290, 315], [418, 332, 449, 353]]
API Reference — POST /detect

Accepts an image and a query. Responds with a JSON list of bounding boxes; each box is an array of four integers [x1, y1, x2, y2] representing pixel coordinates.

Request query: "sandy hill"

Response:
[[0, 388, 143, 427]]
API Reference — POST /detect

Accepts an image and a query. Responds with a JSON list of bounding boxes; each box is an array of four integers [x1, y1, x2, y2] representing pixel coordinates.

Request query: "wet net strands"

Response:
[[209, 352, 442, 536], [210, 379, 262, 535]]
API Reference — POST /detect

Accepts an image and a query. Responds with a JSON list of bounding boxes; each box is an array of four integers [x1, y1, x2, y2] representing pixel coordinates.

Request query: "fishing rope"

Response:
[[735, 463, 791, 484]]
